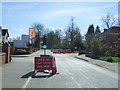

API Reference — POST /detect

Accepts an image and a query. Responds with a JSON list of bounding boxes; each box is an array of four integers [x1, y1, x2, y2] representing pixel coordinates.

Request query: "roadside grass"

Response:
[[72, 51, 79, 53], [99, 56, 120, 63]]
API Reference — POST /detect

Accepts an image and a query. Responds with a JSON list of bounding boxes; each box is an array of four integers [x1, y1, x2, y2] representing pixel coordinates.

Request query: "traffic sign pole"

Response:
[[44, 49, 46, 55], [42, 35, 47, 55], [42, 45, 47, 55]]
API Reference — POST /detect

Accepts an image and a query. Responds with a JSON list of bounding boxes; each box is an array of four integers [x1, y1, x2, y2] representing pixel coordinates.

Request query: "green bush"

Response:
[[78, 50, 85, 55], [15, 49, 30, 55], [107, 58, 113, 62], [90, 38, 101, 59]]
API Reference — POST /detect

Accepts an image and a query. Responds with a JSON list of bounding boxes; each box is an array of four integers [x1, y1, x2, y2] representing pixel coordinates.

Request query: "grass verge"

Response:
[[99, 56, 120, 63]]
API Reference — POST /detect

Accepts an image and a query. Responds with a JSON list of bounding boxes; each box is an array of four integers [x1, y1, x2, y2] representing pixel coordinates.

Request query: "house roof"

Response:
[[2, 29, 9, 37], [98, 26, 120, 37], [109, 26, 120, 33]]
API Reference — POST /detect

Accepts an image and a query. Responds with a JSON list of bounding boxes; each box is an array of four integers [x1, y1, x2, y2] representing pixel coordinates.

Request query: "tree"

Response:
[[100, 44, 113, 57], [74, 30, 83, 50], [60, 39, 70, 49], [32, 23, 44, 48], [86, 24, 95, 45], [102, 13, 116, 29], [46, 31, 54, 49], [87, 24, 94, 34], [95, 25, 101, 38], [65, 17, 83, 51], [90, 38, 101, 59], [45, 29, 62, 49]]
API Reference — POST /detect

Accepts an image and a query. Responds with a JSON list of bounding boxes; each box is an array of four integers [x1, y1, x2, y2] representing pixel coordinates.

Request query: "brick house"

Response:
[[98, 26, 120, 46], [2, 29, 9, 44], [0, 27, 11, 65]]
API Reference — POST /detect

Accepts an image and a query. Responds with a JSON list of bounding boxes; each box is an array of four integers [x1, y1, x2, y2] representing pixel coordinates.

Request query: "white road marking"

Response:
[[22, 76, 32, 88], [22, 69, 34, 88]]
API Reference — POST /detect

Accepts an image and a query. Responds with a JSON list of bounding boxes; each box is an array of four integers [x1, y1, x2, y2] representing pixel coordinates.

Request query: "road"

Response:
[[2, 50, 119, 88]]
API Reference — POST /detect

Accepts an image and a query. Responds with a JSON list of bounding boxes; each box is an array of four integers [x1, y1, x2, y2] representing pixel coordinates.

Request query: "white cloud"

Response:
[[54, 9, 82, 14], [3, 2, 116, 21], [12, 27, 26, 32], [52, 3, 116, 15], [99, 3, 116, 9], [33, 3, 116, 23]]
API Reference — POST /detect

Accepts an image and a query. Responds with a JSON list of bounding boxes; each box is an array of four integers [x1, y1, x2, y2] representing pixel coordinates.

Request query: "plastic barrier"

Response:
[[50, 49, 71, 53], [61, 49, 66, 53]]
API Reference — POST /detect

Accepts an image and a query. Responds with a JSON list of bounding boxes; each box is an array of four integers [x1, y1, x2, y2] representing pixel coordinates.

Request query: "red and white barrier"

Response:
[[34, 55, 57, 74], [50, 49, 71, 53]]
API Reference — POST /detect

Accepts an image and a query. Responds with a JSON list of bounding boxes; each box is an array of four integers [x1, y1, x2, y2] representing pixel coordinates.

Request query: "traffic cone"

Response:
[[52, 57, 57, 74]]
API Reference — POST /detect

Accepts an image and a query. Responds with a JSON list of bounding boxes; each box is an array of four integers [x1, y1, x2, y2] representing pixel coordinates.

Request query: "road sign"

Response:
[[35, 57, 52, 70]]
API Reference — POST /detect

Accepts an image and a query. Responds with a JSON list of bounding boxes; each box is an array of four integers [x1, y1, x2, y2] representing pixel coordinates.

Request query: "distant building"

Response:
[[13, 40, 28, 48], [98, 26, 120, 46], [22, 34, 35, 44], [98, 29, 109, 43], [8, 38, 12, 42], [21, 34, 30, 42], [13, 34, 31, 48], [16, 36, 21, 40], [2, 29, 9, 44]]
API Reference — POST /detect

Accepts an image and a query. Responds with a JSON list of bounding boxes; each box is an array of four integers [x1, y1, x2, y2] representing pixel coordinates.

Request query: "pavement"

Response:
[[75, 54, 119, 74]]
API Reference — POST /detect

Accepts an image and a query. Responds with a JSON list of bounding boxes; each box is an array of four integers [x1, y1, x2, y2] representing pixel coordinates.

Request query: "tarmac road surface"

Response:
[[27, 50, 119, 88]]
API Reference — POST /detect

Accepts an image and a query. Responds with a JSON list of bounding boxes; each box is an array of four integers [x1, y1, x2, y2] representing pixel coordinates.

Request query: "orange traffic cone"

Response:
[[52, 57, 57, 74]]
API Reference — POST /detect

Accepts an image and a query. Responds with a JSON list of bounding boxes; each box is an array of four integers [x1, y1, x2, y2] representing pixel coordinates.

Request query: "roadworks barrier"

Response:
[[34, 55, 57, 75], [51, 49, 71, 53]]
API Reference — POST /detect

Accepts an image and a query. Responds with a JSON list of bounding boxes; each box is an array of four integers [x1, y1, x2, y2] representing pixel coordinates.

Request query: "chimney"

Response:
[[104, 29, 107, 32]]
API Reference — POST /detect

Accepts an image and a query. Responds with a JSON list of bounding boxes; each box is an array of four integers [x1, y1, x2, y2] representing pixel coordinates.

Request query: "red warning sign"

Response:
[[35, 57, 52, 70]]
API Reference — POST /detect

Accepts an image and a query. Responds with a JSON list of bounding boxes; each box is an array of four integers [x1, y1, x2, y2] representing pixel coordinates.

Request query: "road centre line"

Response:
[[22, 69, 34, 88]]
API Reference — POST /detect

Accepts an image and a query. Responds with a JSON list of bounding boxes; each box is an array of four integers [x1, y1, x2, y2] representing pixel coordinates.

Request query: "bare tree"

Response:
[[32, 23, 44, 48], [102, 13, 116, 29], [65, 17, 83, 51], [32, 23, 44, 37]]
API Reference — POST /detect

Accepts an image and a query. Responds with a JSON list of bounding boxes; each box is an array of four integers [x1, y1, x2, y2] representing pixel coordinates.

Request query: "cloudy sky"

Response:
[[1, 2, 118, 39]]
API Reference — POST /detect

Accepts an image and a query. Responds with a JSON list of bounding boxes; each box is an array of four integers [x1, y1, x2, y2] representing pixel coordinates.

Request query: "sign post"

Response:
[[33, 35, 57, 76], [44, 49, 46, 55], [42, 45, 47, 55]]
